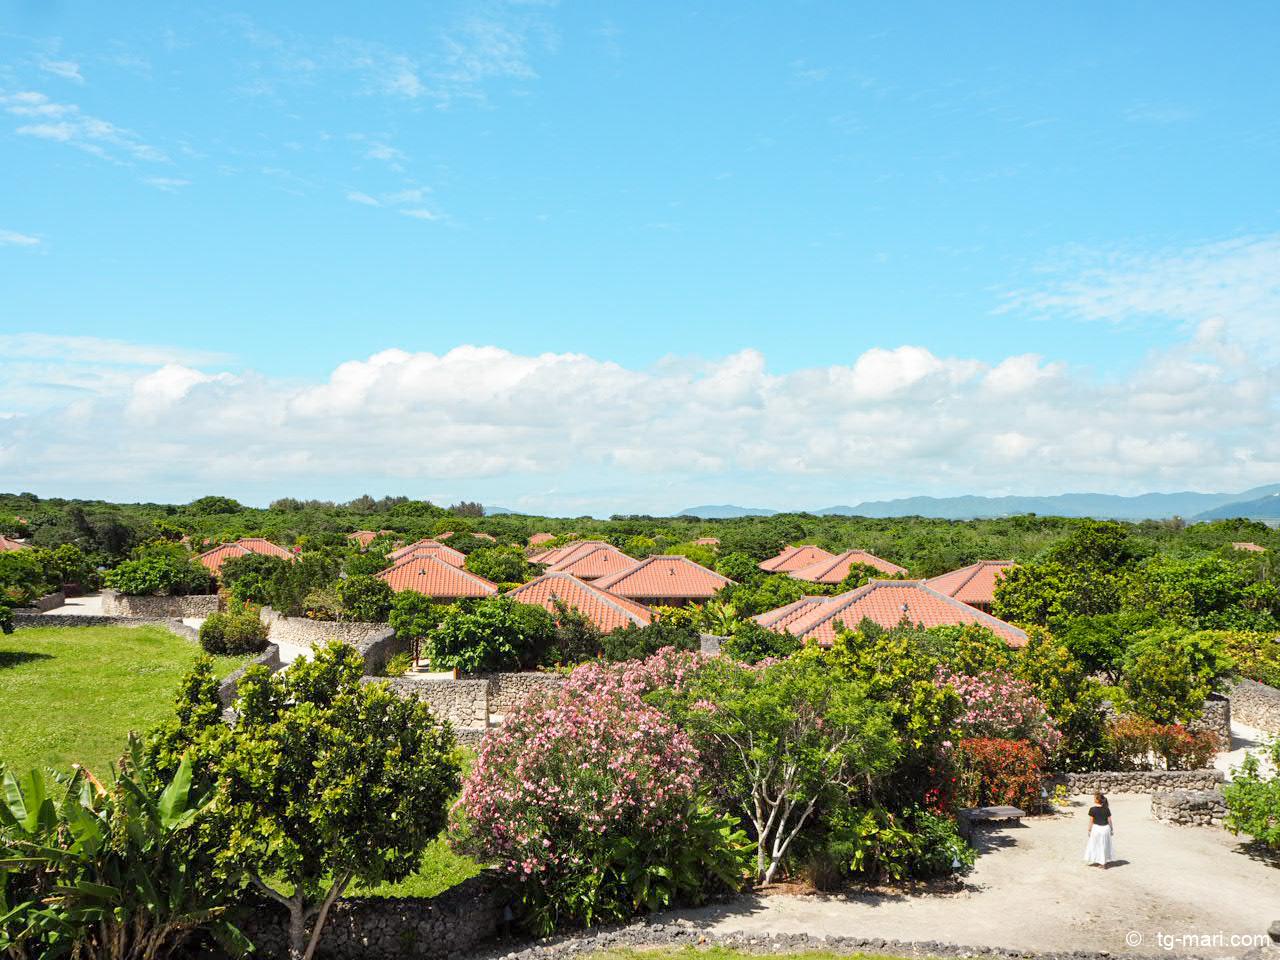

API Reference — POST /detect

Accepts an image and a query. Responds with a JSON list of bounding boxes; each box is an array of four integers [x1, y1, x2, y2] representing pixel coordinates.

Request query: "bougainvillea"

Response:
[[451, 648, 749, 933], [1106, 717, 1220, 771], [937, 668, 1062, 756], [952, 737, 1044, 810]]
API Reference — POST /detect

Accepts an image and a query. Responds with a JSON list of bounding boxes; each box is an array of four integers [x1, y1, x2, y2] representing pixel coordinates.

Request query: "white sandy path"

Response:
[[670, 795, 1279, 956]]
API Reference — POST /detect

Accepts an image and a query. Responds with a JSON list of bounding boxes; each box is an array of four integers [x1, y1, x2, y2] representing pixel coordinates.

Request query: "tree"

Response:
[[336, 574, 393, 622], [178, 644, 460, 960], [1124, 555, 1280, 630], [428, 597, 556, 672], [1051, 610, 1158, 683], [1224, 738, 1280, 851], [1120, 626, 1234, 724], [103, 554, 212, 596], [220, 553, 292, 606], [187, 496, 244, 515], [992, 561, 1123, 626], [715, 552, 759, 584], [721, 619, 802, 664], [464, 545, 532, 584], [660, 656, 897, 883], [447, 501, 485, 517]]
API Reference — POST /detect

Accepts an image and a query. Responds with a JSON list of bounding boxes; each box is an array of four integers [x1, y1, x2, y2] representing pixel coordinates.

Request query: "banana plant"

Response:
[[0, 736, 247, 960]]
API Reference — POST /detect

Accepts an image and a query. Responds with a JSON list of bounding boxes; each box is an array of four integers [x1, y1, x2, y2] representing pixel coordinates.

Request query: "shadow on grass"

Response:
[[0, 650, 54, 670]]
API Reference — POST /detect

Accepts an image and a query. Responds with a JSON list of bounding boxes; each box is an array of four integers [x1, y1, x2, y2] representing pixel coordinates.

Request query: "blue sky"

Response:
[[2, 2, 1279, 513]]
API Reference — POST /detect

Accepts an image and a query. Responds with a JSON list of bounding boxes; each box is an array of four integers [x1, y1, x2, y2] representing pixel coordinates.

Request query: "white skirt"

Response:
[[1084, 824, 1115, 864]]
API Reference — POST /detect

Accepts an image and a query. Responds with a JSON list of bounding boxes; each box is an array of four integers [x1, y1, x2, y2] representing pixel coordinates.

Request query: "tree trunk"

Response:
[[286, 897, 309, 960]]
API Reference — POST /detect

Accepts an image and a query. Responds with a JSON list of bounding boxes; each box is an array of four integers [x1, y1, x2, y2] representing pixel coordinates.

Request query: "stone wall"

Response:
[[1229, 678, 1280, 734], [473, 672, 564, 713], [234, 873, 508, 960], [258, 606, 401, 670], [217, 644, 283, 707], [101, 590, 221, 619], [16, 591, 66, 614], [1151, 788, 1227, 827], [1188, 693, 1231, 745], [12, 612, 199, 640], [379, 676, 490, 730], [1050, 769, 1224, 794], [700, 633, 724, 655]]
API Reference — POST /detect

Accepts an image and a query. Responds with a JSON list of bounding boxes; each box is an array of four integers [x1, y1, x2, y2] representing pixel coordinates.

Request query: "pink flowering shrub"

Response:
[[452, 649, 750, 934], [937, 668, 1062, 756]]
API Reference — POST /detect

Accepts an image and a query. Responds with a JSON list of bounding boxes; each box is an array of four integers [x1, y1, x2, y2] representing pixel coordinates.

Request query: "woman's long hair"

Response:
[[1093, 791, 1109, 810]]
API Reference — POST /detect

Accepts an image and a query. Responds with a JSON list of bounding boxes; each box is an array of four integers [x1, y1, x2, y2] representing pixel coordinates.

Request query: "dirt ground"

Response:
[[671, 794, 1280, 956]]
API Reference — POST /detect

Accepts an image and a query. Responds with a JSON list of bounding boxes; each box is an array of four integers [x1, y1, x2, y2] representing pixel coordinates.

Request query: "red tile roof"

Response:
[[197, 538, 293, 575], [758, 545, 835, 573], [347, 530, 393, 548], [757, 580, 1028, 647], [387, 539, 466, 567], [377, 554, 498, 598], [506, 572, 653, 633], [593, 555, 734, 604], [0, 535, 30, 553], [548, 544, 637, 581], [532, 540, 614, 568], [753, 595, 833, 632], [693, 537, 720, 546], [789, 549, 908, 584], [925, 561, 1017, 608], [1232, 541, 1267, 553], [529, 532, 556, 546], [435, 531, 497, 542]]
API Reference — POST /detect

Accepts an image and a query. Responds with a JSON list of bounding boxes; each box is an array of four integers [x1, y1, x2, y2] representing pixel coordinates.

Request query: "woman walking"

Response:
[[1084, 792, 1115, 868]]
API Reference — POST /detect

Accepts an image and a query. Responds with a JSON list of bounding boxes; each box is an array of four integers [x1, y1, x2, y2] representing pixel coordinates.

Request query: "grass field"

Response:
[[0, 625, 248, 775]]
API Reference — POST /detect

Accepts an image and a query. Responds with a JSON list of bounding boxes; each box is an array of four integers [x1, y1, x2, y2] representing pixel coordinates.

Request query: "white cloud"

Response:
[[143, 176, 190, 192], [40, 59, 84, 83], [1, 331, 1276, 511], [399, 208, 439, 221], [0, 229, 41, 247], [1, 91, 166, 163], [346, 191, 381, 206], [1002, 234, 1280, 356]]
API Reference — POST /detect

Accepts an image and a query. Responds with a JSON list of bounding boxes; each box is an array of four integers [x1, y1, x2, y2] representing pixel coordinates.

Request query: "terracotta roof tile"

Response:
[[533, 540, 614, 568], [761, 580, 1027, 647], [347, 530, 393, 548], [925, 560, 1017, 607], [758, 545, 835, 573], [506, 572, 653, 633], [693, 537, 721, 546], [529, 532, 556, 546], [593, 555, 733, 604], [548, 545, 637, 581], [789, 549, 908, 583], [0, 535, 30, 553], [388, 539, 466, 567], [1232, 541, 1267, 553], [753, 595, 833, 632], [197, 538, 292, 575], [377, 554, 498, 598]]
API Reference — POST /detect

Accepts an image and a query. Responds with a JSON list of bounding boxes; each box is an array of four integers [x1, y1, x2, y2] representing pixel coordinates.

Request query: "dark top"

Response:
[[1088, 805, 1111, 827]]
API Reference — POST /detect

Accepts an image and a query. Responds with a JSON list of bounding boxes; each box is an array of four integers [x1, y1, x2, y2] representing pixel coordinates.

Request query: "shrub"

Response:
[[103, 554, 212, 596], [383, 651, 414, 677], [337, 573, 393, 622], [601, 616, 700, 662], [1105, 717, 1220, 771], [219, 552, 291, 606], [199, 606, 269, 655], [721, 619, 801, 663], [823, 804, 974, 882], [0, 551, 48, 606], [937, 668, 1061, 755], [0, 602, 11, 635], [453, 659, 750, 934], [1120, 626, 1233, 724], [539, 599, 605, 666], [465, 545, 533, 584], [1224, 738, 1280, 851], [428, 597, 555, 672], [1013, 631, 1110, 771], [1205, 629, 1280, 688], [388, 590, 443, 640], [952, 737, 1043, 810]]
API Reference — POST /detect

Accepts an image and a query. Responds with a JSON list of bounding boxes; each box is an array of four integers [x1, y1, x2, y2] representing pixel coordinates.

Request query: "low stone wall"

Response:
[[1188, 693, 1231, 745], [17, 591, 66, 613], [473, 671, 565, 713], [234, 873, 508, 959], [12, 612, 199, 640], [700, 633, 724, 655], [259, 606, 400, 671], [217, 644, 283, 706], [1151, 788, 1227, 827], [101, 590, 221, 619], [1229, 678, 1280, 734], [381, 676, 490, 730], [1050, 769, 1224, 794]]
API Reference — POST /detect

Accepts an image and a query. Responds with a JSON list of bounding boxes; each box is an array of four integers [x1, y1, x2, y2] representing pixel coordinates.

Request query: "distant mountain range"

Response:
[[675, 483, 1280, 522]]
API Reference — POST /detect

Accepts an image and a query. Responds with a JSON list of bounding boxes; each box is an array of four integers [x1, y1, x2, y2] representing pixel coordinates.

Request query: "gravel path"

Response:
[[671, 795, 1279, 956]]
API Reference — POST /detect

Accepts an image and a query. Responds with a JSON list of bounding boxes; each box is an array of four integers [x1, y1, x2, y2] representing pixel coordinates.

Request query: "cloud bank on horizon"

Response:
[[2, 231, 1277, 516]]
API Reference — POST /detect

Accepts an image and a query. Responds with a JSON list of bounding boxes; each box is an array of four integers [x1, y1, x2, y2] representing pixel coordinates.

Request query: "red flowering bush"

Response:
[[937, 668, 1062, 756], [1106, 717, 1220, 771], [451, 649, 750, 934], [952, 737, 1043, 810]]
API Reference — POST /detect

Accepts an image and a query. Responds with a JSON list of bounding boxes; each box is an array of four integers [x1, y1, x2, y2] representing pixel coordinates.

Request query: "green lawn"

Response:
[[0, 625, 248, 775]]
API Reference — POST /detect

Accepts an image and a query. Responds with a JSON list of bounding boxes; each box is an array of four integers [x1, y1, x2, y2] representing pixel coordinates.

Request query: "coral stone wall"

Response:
[[1188, 694, 1231, 745], [235, 873, 508, 960], [217, 644, 283, 707], [472, 672, 565, 713], [101, 590, 221, 618], [1151, 788, 1227, 827], [1051, 769, 1224, 794], [1229, 679, 1280, 735], [12, 612, 199, 640], [258, 606, 403, 670], [379, 676, 490, 729]]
